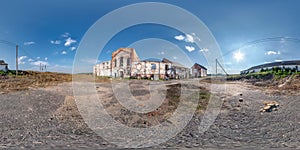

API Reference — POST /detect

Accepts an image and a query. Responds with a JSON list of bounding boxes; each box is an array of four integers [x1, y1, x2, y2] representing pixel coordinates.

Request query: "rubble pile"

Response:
[[260, 101, 279, 112]]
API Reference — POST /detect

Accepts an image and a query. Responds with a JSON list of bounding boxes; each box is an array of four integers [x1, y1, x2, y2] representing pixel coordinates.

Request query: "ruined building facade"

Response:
[[94, 48, 206, 79]]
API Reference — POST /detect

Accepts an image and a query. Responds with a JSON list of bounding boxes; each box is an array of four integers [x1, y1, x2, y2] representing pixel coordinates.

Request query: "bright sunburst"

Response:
[[233, 50, 244, 62]]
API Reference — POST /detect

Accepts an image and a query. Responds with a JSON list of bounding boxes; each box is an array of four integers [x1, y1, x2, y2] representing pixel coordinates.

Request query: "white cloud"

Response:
[[157, 51, 165, 55], [185, 45, 195, 52], [61, 50, 67, 55], [64, 37, 76, 46], [30, 60, 49, 66], [70, 46, 76, 51], [173, 56, 177, 60], [45, 57, 48, 61], [266, 50, 280, 55], [275, 59, 283, 62], [61, 32, 71, 38], [174, 35, 185, 41], [24, 41, 35, 45], [174, 33, 198, 43], [50, 40, 61, 45], [28, 58, 34, 62], [185, 34, 194, 43], [199, 48, 209, 52], [18, 56, 27, 64], [37, 57, 40, 60]]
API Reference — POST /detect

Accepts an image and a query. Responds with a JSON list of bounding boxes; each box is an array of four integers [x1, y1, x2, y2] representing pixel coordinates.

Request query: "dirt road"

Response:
[[0, 80, 299, 149]]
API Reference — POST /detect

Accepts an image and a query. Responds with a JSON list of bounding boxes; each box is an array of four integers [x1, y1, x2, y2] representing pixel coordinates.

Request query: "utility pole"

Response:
[[216, 59, 217, 76], [158, 62, 160, 79], [216, 59, 229, 76], [16, 45, 18, 76]]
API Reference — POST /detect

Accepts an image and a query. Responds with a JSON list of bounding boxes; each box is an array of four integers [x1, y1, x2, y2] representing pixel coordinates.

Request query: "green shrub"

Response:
[[0, 70, 7, 75]]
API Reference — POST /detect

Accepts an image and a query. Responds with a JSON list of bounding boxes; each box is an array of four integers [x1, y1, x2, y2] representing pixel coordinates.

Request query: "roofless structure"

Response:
[[94, 48, 208, 80]]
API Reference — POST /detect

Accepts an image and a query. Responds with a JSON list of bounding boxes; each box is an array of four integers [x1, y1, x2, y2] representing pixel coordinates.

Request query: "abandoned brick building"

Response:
[[93, 48, 207, 79], [191, 63, 207, 78]]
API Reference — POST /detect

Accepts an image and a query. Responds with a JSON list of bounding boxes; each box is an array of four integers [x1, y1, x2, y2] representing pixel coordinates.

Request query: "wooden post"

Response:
[[158, 62, 160, 79]]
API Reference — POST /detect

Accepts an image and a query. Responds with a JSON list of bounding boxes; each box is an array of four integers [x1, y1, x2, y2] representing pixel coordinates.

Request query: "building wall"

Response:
[[131, 61, 167, 79], [111, 48, 140, 78], [0, 65, 8, 71], [173, 66, 189, 79], [200, 68, 207, 77], [94, 61, 111, 77], [191, 64, 207, 78], [112, 51, 131, 78]]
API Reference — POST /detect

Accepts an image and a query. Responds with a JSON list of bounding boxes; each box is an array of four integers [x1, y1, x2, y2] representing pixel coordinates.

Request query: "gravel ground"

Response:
[[0, 80, 299, 149]]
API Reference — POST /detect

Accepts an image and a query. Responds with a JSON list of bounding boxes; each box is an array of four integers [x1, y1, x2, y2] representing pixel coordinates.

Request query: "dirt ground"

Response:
[[0, 75, 299, 149]]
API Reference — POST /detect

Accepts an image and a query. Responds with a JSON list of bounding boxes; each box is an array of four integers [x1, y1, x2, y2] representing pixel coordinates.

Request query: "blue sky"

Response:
[[1, 0, 300, 74]]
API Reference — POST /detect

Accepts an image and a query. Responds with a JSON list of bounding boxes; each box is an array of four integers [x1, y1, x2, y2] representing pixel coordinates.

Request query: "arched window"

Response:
[[114, 59, 117, 67], [120, 57, 123, 67]]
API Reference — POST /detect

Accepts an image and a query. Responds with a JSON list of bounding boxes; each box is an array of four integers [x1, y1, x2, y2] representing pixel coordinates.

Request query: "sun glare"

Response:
[[233, 50, 244, 62]]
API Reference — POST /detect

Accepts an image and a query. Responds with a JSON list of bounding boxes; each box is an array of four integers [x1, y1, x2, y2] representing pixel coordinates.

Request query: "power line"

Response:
[[0, 39, 44, 73], [0, 40, 17, 46]]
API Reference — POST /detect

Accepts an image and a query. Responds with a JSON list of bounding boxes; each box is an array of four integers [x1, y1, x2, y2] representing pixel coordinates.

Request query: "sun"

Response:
[[233, 50, 244, 62]]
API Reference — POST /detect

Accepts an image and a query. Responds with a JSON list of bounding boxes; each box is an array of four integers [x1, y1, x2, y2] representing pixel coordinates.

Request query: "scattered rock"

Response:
[[239, 98, 243, 102], [260, 101, 280, 112]]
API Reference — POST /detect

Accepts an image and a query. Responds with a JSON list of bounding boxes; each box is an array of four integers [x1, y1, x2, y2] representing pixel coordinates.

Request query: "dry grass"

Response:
[[0, 71, 72, 93]]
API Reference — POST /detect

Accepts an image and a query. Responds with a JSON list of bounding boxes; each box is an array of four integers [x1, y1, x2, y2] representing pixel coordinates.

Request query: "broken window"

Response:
[[114, 59, 117, 67], [127, 58, 131, 67], [120, 57, 123, 67], [151, 63, 156, 70]]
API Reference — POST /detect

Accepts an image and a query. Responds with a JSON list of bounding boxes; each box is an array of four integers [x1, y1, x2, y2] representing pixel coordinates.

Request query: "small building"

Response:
[[0, 60, 8, 72], [240, 60, 300, 74], [191, 63, 207, 78]]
